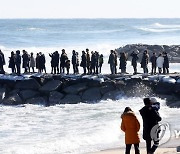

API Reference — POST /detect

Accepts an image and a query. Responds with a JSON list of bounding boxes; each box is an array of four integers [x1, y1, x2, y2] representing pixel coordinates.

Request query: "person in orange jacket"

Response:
[[121, 107, 140, 154]]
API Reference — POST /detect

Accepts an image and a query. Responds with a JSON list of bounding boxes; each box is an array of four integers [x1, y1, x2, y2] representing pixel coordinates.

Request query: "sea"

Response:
[[0, 19, 180, 154]]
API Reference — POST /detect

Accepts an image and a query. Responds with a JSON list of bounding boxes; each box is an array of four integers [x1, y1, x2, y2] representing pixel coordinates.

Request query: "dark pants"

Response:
[[151, 65, 156, 74], [143, 66, 148, 73], [126, 144, 140, 154], [163, 67, 169, 74], [16, 64, 21, 75], [146, 139, 159, 154], [110, 64, 115, 74], [133, 65, 137, 74]]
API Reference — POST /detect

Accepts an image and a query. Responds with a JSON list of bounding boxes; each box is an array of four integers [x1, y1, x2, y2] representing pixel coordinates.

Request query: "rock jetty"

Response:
[[0, 73, 179, 107], [116, 44, 180, 63]]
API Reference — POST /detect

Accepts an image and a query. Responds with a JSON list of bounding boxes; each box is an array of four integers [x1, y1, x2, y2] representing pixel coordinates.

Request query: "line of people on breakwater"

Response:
[[0, 48, 169, 75], [108, 49, 169, 75]]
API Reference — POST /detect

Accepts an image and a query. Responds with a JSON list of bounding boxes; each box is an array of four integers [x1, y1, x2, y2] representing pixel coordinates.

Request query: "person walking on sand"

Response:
[[139, 98, 162, 154], [130, 50, 139, 75], [121, 107, 140, 154], [150, 53, 157, 75], [156, 53, 164, 74]]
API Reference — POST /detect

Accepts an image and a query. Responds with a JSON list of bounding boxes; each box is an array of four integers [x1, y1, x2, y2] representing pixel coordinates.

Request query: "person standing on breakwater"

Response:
[[80, 50, 87, 74], [30, 52, 35, 73], [36, 53, 40, 73], [0, 50, 5, 74], [76, 52, 79, 74], [8, 51, 16, 74], [22, 50, 29, 73], [90, 51, 96, 74], [86, 48, 91, 74], [15, 50, 21, 75], [60, 49, 68, 74], [156, 53, 164, 74], [139, 98, 162, 154], [72, 50, 78, 74], [163, 52, 169, 74], [150, 53, 157, 75], [119, 52, 127, 73], [114, 50, 118, 74], [39, 52, 46, 73], [130, 51, 139, 75], [49, 52, 56, 74], [141, 50, 149, 74], [95, 51, 99, 74], [99, 54, 103, 73], [108, 50, 116, 74], [121, 107, 140, 154]]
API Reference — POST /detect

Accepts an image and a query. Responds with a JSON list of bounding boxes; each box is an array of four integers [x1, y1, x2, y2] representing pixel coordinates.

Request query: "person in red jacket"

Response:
[[121, 107, 140, 154]]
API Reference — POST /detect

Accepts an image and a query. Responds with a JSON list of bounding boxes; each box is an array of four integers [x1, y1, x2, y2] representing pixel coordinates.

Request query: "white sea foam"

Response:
[[0, 97, 179, 154]]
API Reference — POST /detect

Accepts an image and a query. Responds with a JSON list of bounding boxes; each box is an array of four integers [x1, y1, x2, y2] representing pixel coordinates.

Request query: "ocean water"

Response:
[[0, 19, 180, 154]]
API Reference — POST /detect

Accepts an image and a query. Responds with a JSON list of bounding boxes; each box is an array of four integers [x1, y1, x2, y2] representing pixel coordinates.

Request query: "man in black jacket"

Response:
[[139, 98, 162, 154]]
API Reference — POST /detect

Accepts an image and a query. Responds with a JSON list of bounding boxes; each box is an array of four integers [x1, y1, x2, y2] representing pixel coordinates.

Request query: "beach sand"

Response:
[[91, 147, 178, 154]]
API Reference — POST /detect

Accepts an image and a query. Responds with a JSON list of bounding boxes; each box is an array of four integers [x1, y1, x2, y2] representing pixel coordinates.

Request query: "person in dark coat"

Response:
[[119, 52, 127, 73], [80, 51, 87, 74], [130, 51, 139, 75], [39, 52, 46, 73], [72, 50, 78, 74], [76, 52, 79, 74], [66, 59, 70, 75], [141, 50, 149, 74], [86, 48, 91, 74], [15, 50, 21, 75], [54, 51, 60, 74], [49, 52, 56, 74], [0, 50, 5, 74], [90, 51, 96, 74], [36, 53, 40, 73], [8, 51, 16, 73], [95, 51, 99, 74], [150, 53, 157, 75], [163, 52, 169, 74], [108, 50, 116, 74], [60, 49, 68, 74], [114, 50, 118, 74], [22, 50, 29, 73], [99, 54, 104, 73], [139, 98, 162, 154]]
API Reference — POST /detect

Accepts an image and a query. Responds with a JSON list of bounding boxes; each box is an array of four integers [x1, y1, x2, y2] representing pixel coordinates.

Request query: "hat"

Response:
[[150, 97, 157, 103]]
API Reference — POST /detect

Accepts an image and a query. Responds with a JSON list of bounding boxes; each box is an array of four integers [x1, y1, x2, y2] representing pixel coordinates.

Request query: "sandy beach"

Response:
[[91, 147, 178, 154]]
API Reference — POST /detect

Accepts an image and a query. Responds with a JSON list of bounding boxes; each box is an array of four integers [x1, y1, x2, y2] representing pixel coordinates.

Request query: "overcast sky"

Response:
[[0, 0, 180, 18]]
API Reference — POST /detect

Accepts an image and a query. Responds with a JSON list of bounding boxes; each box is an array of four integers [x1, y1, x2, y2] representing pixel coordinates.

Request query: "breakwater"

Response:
[[0, 73, 179, 107]]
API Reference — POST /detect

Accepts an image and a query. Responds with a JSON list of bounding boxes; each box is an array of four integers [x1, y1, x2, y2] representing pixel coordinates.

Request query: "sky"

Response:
[[0, 0, 180, 18]]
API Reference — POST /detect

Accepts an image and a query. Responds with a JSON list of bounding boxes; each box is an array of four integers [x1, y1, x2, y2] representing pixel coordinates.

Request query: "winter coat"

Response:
[[91, 53, 96, 68], [0, 53, 5, 65], [108, 53, 116, 65], [22, 53, 29, 68], [119, 55, 127, 69], [30, 56, 35, 67], [86, 53, 90, 67], [121, 111, 140, 144], [8, 55, 15, 68], [163, 55, 169, 68], [72, 53, 77, 65], [80, 54, 87, 68], [139, 106, 161, 140], [156, 56, 164, 68], [60, 53, 68, 67], [15, 54, 21, 65], [150, 55, 157, 67], [130, 53, 139, 67], [141, 53, 149, 68]]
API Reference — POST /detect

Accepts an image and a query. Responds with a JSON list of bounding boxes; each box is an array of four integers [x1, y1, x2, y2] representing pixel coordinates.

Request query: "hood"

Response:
[[121, 111, 136, 118]]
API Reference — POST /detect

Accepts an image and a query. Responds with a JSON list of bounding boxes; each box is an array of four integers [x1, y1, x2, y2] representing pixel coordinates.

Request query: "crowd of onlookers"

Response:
[[0, 48, 169, 75], [108, 49, 169, 75]]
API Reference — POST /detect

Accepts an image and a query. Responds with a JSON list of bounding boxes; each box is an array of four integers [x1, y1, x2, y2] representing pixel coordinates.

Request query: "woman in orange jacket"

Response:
[[121, 107, 140, 154]]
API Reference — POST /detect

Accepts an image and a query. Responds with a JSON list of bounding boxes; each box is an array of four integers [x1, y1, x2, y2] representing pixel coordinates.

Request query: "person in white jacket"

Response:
[[156, 54, 164, 74]]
